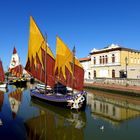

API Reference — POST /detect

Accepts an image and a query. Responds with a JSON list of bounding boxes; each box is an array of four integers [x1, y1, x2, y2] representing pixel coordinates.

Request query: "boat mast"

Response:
[[44, 33, 47, 92], [72, 46, 75, 94]]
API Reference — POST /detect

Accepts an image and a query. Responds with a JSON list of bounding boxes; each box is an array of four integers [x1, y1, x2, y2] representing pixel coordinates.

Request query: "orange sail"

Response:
[[0, 59, 5, 83], [25, 16, 55, 87], [9, 47, 23, 77], [54, 37, 84, 91]]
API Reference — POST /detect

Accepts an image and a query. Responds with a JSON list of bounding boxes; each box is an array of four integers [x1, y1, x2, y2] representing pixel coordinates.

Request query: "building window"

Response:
[[100, 56, 102, 64], [105, 55, 108, 64], [93, 57, 96, 64], [88, 72, 91, 79], [94, 70, 96, 78], [134, 58, 136, 64], [112, 54, 115, 63], [103, 56, 105, 64], [112, 69, 115, 78]]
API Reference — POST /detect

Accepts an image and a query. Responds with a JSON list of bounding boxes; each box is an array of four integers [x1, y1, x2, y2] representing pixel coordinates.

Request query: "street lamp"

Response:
[[125, 57, 128, 78]]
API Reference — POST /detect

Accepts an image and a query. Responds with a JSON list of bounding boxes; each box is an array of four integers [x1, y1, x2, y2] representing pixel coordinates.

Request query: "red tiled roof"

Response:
[[79, 57, 91, 62]]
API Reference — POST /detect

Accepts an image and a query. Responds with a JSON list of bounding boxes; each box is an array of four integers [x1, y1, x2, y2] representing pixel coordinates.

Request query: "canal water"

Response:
[[0, 83, 140, 140]]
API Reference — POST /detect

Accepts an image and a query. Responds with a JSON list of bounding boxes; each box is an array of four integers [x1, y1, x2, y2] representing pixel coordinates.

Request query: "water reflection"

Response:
[[0, 90, 4, 112], [87, 91, 140, 126], [8, 88, 23, 119], [25, 99, 86, 140], [1, 84, 140, 140]]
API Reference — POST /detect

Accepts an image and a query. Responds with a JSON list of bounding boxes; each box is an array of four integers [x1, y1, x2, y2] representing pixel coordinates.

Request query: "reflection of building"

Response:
[[80, 44, 140, 79], [87, 91, 140, 125]]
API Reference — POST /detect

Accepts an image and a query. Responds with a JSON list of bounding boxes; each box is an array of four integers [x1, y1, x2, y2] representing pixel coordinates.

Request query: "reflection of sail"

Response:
[[0, 91, 4, 112], [25, 99, 86, 140], [0, 59, 5, 83], [87, 91, 140, 126], [8, 89, 23, 119]]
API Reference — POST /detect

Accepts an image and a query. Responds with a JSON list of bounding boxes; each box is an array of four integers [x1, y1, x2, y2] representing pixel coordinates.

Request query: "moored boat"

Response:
[[25, 16, 86, 110], [0, 59, 7, 89]]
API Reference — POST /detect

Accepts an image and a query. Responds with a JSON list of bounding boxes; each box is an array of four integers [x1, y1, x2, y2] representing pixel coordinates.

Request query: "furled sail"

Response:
[[54, 37, 84, 91], [25, 16, 55, 87], [9, 47, 23, 77], [0, 59, 5, 83], [8, 89, 23, 119]]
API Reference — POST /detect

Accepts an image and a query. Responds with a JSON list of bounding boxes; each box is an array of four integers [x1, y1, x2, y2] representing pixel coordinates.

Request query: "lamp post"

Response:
[[125, 57, 128, 78]]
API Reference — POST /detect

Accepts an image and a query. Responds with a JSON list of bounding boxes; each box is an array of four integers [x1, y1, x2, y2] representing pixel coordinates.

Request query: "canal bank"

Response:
[[84, 83, 140, 97]]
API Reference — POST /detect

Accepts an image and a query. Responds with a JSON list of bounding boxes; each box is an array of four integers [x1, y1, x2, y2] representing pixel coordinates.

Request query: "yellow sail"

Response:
[[27, 16, 55, 69], [54, 36, 83, 79]]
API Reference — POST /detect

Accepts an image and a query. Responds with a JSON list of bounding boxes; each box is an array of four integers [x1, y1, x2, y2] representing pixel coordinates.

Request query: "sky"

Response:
[[0, 0, 140, 70]]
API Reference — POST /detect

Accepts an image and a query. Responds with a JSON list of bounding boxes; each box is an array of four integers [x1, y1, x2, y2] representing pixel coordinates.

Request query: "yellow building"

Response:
[[88, 44, 140, 79]]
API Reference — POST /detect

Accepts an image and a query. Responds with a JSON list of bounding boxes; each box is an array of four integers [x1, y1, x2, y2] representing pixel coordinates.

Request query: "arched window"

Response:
[[94, 70, 96, 78], [88, 72, 91, 79], [112, 54, 115, 63], [112, 69, 115, 78], [100, 56, 102, 64], [93, 57, 96, 64], [105, 55, 108, 63], [103, 56, 105, 64]]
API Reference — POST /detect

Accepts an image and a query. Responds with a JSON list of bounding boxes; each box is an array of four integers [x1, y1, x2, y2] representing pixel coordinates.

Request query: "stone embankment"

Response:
[[84, 82, 140, 97]]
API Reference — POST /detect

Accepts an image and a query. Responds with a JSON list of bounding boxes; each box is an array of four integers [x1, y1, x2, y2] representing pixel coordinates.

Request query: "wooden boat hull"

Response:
[[9, 78, 27, 87], [30, 89, 87, 110]]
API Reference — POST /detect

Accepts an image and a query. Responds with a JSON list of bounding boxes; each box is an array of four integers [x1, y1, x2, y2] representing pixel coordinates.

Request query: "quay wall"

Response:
[[84, 78, 140, 86], [84, 78, 140, 97]]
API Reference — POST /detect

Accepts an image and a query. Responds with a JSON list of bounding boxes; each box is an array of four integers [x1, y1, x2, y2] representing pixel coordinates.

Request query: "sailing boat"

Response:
[[8, 47, 27, 87], [8, 88, 23, 119], [0, 59, 7, 88], [25, 16, 86, 110]]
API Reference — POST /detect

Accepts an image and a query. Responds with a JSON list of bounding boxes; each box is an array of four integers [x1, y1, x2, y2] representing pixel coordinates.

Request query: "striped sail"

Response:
[[25, 16, 55, 87], [54, 37, 84, 91]]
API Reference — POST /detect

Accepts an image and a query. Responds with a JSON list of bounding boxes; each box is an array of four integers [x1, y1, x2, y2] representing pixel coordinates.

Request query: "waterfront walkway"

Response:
[[84, 83, 140, 95]]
